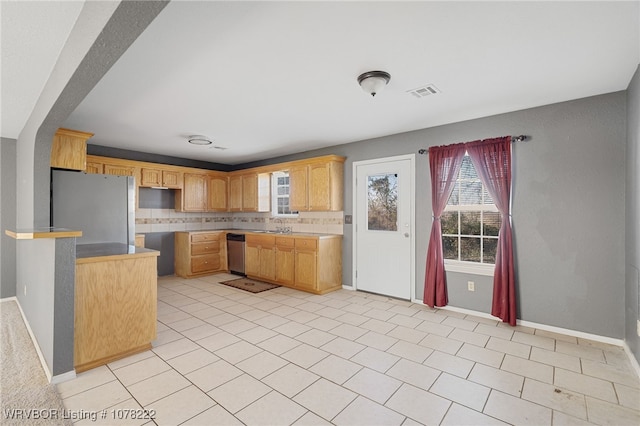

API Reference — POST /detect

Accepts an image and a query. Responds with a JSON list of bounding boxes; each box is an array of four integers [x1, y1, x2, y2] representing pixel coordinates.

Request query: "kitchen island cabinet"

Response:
[[74, 243, 159, 373]]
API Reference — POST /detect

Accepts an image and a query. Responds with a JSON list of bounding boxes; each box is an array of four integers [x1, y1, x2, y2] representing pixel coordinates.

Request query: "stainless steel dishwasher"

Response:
[[226, 233, 246, 276]]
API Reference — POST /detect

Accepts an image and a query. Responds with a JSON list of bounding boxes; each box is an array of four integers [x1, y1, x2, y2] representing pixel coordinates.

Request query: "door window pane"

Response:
[[367, 174, 398, 231]]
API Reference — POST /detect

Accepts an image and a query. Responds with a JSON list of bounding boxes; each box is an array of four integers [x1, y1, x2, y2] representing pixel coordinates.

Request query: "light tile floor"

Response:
[[58, 274, 640, 425]]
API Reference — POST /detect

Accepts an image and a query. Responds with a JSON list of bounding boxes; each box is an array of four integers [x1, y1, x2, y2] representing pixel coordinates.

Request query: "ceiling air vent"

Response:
[[407, 84, 440, 99]]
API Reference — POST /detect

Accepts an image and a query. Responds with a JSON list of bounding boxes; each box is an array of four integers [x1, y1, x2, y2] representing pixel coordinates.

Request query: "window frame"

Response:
[[442, 154, 499, 276], [271, 171, 298, 217]]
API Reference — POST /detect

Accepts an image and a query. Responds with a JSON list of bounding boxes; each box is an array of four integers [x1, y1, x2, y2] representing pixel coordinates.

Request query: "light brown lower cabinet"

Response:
[[174, 231, 227, 278], [275, 237, 295, 286], [74, 250, 159, 373], [246, 233, 342, 294], [134, 234, 145, 248], [246, 234, 276, 281], [294, 239, 318, 292]]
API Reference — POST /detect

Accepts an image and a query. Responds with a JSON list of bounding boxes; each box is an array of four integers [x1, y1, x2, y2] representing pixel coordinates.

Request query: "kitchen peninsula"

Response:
[[74, 243, 159, 372]]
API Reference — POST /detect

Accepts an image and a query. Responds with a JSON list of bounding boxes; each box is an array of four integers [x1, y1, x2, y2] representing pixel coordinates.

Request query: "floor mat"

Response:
[[219, 277, 280, 293]]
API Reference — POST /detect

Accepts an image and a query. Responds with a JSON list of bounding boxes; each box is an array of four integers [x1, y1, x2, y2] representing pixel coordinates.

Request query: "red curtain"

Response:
[[423, 143, 466, 307], [466, 137, 516, 325]]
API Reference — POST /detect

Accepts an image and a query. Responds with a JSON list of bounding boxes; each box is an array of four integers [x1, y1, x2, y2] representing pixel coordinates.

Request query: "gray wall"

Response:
[[246, 92, 627, 338], [88, 144, 233, 172], [0, 138, 17, 298], [626, 64, 640, 364]]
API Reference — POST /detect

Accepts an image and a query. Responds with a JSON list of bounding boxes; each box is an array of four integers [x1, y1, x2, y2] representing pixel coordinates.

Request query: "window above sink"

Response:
[[271, 171, 298, 218]]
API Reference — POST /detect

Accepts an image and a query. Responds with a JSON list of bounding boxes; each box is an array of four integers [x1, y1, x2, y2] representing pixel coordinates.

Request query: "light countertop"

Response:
[[175, 229, 342, 238], [5, 227, 82, 240], [76, 242, 159, 264]]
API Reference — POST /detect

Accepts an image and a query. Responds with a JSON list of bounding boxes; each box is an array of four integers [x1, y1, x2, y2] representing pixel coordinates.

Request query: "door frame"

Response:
[[352, 154, 416, 301]]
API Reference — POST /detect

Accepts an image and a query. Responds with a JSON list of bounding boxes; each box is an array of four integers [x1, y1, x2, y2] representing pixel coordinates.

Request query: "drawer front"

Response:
[[191, 255, 220, 273], [191, 241, 219, 255], [295, 238, 318, 250], [275, 236, 295, 248], [246, 234, 276, 246], [192, 233, 220, 243]]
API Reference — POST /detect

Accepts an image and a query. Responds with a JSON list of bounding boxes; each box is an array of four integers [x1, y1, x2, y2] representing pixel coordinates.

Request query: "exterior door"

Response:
[[354, 155, 414, 300]]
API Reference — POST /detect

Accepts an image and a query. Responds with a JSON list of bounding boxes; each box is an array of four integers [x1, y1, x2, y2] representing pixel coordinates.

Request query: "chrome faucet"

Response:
[[273, 217, 291, 234]]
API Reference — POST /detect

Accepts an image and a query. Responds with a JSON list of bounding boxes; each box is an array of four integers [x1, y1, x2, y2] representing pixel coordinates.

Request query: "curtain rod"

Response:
[[417, 135, 528, 155]]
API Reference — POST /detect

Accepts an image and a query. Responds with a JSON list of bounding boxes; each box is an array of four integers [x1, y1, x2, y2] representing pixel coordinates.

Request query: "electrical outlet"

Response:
[[24, 285, 27, 296], [637, 320, 640, 337], [467, 281, 475, 292]]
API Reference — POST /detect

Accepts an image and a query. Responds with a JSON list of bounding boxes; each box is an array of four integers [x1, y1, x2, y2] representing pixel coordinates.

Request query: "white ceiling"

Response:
[[1, 0, 84, 139], [3, 2, 639, 165]]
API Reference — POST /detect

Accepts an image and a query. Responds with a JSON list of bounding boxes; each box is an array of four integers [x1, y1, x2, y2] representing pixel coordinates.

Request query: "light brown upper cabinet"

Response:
[[85, 156, 138, 180], [207, 174, 228, 211], [242, 173, 258, 212], [103, 163, 136, 177], [176, 171, 228, 212], [290, 157, 344, 212], [50, 128, 94, 171], [140, 168, 182, 189], [178, 173, 207, 212], [85, 160, 104, 174], [229, 173, 270, 212], [81, 153, 345, 213], [228, 175, 243, 212]]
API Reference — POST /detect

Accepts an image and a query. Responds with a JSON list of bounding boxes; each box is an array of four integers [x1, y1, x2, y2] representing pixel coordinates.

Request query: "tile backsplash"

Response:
[[135, 209, 344, 235]]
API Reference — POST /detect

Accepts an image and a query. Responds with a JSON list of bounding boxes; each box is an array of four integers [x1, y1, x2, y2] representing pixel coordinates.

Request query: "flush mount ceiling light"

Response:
[[187, 135, 213, 145], [357, 70, 391, 97]]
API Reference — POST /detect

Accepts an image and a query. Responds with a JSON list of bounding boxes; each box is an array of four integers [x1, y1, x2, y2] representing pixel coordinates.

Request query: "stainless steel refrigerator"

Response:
[[51, 170, 135, 245]]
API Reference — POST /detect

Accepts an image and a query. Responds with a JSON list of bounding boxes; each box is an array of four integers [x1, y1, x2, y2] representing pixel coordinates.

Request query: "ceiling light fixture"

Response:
[[357, 70, 391, 97], [187, 135, 213, 145]]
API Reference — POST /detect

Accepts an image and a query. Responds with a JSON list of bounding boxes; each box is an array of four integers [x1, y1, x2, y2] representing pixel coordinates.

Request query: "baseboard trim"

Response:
[[342, 285, 355, 291], [623, 341, 640, 379], [1, 297, 53, 382], [411, 299, 624, 347], [51, 370, 76, 384], [410, 298, 640, 379]]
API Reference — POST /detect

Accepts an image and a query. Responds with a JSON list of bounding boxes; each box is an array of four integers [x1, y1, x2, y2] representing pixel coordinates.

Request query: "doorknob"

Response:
[[404, 233, 410, 238]]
